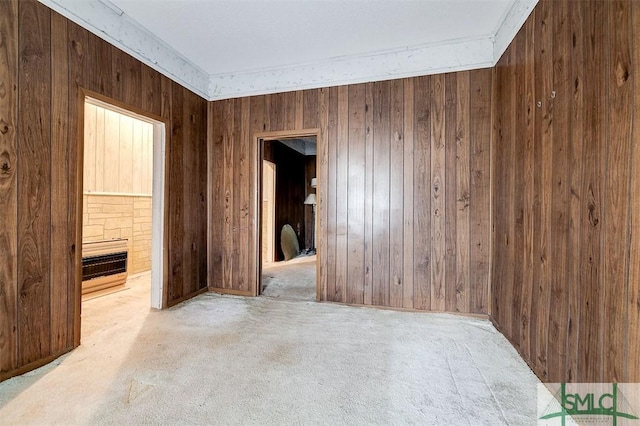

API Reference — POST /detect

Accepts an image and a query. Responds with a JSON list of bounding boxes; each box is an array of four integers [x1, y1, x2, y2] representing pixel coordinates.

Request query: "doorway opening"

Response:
[[79, 95, 166, 337], [258, 131, 318, 301]]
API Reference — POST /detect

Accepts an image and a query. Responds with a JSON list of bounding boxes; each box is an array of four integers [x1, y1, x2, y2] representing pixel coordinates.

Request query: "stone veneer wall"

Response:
[[82, 194, 152, 274]]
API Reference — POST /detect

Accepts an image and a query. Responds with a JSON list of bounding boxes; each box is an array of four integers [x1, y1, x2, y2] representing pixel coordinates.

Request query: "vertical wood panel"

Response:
[[141, 64, 161, 116], [492, 0, 639, 385], [222, 99, 234, 289], [363, 83, 374, 306], [512, 32, 526, 350], [17, 0, 52, 365], [346, 84, 365, 304], [602, 0, 631, 383], [102, 109, 119, 192], [208, 101, 223, 288], [521, 16, 536, 363], [325, 87, 337, 301], [535, 0, 553, 380], [455, 73, 470, 314], [88, 34, 112, 98], [402, 79, 414, 309], [372, 81, 390, 307], [317, 88, 328, 301], [578, 0, 606, 383], [94, 107, 105, 191], [231, 100, 241, 288], [168, 83, 184, 300], [207, 77, 491, 317], [303, 90, 318, 130], [389, 79, 404, 308], [181, 92, 195, 296], [0, 0, 18, 375], [239, 97, 250, 292], [50, 10, 69, 354], [118, 115, 133, 192], [444, 73, 457, 312], [430, 74, 446, 311], [66, 19, 87, 348], [565, 0, 584, 382], [334, 86, 348, 302], [248, 95, 264, 294], [413, 76, 432, 310], [547, 0, 570, 382], [628, 0, 640, 384], [469, 70, 491, 314]]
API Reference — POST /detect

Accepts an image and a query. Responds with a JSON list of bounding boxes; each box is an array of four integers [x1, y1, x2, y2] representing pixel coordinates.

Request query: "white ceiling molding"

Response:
[[38, 0, 210, 99], [39, 0, 537, 102], [209, 37, 495, 101], [493, 0, 539, 63]]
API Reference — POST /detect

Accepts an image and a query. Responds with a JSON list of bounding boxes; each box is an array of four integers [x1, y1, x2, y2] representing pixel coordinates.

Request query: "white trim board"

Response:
[[39, 0, 538, 102]]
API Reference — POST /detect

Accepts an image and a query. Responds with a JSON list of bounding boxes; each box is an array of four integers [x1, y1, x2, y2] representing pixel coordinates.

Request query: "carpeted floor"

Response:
[[262, 254, 316, 301], [0, 272, 541, 425]]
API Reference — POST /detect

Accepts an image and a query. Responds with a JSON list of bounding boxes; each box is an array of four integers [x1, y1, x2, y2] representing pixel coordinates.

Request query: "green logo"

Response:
[[539, 383, 639, 425]]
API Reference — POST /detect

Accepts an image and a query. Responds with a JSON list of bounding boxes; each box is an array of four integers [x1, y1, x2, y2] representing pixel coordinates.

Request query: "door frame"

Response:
[[75, 89, 170, 344], [261, 159, 277, 264], [254, 129, 320, 297]]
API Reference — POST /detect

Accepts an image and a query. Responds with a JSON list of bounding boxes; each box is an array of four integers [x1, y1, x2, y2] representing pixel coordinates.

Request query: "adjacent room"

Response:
[[261, 137, 317, 301], [1, 0, 639, 424]]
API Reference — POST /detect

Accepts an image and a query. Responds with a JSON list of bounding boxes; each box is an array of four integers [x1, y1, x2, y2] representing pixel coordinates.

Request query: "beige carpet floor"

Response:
[[0, 272, 541, 425], [262, 254, 316, 301]]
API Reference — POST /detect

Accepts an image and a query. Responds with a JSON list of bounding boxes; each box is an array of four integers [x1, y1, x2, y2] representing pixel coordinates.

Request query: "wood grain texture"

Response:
[[455, 73, 470, 314], [2, 0, 208, 381], [602, 0, 632, 384], [492, 0, 640, 383], [371, 81, 390, 307], [389, 79, 403, 308], [565, 0, 584, 382], [402, 78, 414, 309], [444, 74, 457, 313], [628, 0, 640, 384], [17, 0, 52, 366], [430, 74, 446, 312], [547, 0, 570, 382], [208, 72, 492, 314], [50, 10, 69, 355], [317, 88, 328, 301], [335, 86, 349, 302], [347, 84, 365, 305], [468, 69, 491, 315], [0, 0, 18, 376], [413, 76, 432, 311]]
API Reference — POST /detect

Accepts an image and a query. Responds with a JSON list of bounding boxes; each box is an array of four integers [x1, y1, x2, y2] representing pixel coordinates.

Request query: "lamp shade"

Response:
[[303, 193, 316, 205], [310, 177, 317, 188]]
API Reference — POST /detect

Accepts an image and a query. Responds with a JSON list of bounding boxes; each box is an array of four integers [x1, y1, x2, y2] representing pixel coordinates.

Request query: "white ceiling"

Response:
[[39, 0, 538, 100]]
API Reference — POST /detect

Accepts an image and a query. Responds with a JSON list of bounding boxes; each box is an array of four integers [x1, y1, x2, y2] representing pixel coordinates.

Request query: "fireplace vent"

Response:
[[81, 239, 129, 295]]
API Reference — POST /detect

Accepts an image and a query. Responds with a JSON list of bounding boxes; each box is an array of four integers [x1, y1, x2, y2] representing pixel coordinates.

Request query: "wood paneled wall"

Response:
[[83, 102, 154, 195], [208, 71, 492, 312], [263, 140, 307, 260], [0, 0, 207, 381], [492, 0, 640, 383]]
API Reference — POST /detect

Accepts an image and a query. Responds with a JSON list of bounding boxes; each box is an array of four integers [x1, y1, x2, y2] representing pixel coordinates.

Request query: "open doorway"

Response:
[[258, 132, 318, 301], [79, 95, 166, 333]]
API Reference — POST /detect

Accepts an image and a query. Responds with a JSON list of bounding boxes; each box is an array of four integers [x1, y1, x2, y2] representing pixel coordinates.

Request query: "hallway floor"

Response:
[[262, 254, 316, 301], [0, 272, 540, 425]]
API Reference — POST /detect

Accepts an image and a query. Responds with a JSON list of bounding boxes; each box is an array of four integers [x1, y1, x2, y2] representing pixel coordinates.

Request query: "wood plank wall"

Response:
[[208, 71, 492, 312], [0, 0, 208, 381], [83, 102, 154, 195], [263, 140, 307, 260], [492, 0, 640, 383]]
